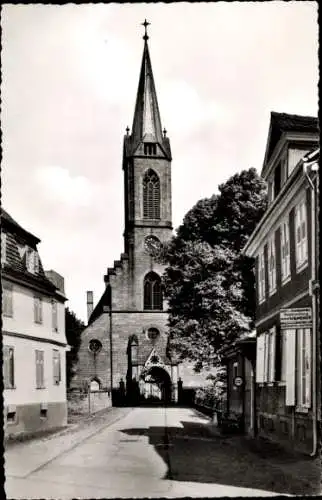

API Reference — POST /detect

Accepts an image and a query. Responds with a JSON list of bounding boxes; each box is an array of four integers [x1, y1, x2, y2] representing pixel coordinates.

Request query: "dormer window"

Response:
[[26, 248, 39, 274], [144, 143, 157, 156]]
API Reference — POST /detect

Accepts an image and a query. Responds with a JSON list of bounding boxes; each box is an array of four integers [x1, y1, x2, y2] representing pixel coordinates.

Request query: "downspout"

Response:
[[303, 162, 317, 457]]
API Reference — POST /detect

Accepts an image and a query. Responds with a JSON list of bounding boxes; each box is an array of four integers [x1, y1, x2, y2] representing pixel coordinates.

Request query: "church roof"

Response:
[[131, 37, 163, 146]]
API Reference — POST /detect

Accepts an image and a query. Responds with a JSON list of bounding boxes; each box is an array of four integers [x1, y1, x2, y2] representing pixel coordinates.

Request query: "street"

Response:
[[5, 406, 320, 498]]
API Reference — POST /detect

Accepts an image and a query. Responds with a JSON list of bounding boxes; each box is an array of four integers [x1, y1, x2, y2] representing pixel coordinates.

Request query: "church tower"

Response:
[[123, 21, 172, 308], [75, 22, 179, 404]]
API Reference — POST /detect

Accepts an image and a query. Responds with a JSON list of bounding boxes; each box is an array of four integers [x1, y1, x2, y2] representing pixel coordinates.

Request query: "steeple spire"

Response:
[[131, 21, 163, 145]]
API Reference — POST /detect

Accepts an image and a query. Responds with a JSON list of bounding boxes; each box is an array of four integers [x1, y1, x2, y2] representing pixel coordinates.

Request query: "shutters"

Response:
[[36, 350, 44, 388], [304, 328, 312, 408], [268, 327, 276, 382], [256, 334, 265, 382], [34, 297, 43, 323], [3, 285, 13, 317], [53, 349, 61, 384], [3, 346, 14, 389], [52, 301, 58, 331], [285, 329, 296, 406]]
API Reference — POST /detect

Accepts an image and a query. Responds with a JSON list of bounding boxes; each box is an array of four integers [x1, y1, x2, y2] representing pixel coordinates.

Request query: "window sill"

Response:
[[3, 313, 13, 318], [296, 260, 308, 274], [4, 386, 16, 390], [36, 386, 46, 390], [268, 289, 277, 297], [7, 419, 17, 425], [277, 381, 286, 386], [295, 406, 309, 414], [34, 321, 43, 325], [281, 275, 291, 286], [258, 298, 265, 305]]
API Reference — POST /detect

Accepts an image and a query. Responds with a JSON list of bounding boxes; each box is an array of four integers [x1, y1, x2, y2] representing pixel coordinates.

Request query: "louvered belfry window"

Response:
[[144, 272, 163, 310], [143, 169, 160, 219]]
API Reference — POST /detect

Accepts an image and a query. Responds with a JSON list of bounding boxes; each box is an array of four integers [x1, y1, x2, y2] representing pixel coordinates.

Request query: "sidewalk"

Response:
[[5, 406, 132, 478]]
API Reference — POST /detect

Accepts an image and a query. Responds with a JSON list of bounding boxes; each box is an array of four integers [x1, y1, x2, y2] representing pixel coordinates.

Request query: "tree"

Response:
[[65, 307, 85, 388], [162, 168, 267, 371]]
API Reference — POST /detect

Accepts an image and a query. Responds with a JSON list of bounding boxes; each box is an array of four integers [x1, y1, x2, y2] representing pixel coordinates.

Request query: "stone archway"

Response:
[[140, 365, 172, 404]]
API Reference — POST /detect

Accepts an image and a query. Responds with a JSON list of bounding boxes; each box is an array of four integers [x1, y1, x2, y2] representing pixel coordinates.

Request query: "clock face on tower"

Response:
[[144, 235, 162, 257]]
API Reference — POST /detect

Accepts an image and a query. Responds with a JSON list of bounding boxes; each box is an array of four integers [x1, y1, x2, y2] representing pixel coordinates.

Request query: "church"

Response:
[[74, 23, 181, 404]]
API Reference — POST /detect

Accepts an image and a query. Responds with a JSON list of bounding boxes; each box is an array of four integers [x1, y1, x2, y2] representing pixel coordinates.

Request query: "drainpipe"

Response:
[[303, 160, 318, 457]]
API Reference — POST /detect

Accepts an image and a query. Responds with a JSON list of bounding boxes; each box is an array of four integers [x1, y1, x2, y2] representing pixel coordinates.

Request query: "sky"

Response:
[[1, 2, 319, 323]]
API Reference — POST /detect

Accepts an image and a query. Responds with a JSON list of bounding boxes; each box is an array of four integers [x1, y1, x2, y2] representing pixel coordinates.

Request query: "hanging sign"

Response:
[[280, 307, 312, 329]]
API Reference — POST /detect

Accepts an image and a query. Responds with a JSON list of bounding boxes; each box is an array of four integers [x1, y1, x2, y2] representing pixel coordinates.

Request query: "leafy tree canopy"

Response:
[[65, 307, 85, 388], [162, 168, 267, 371]]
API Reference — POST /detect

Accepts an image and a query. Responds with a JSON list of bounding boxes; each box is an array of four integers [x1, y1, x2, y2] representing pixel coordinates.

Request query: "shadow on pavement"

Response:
[[119, 420, 320, 496]]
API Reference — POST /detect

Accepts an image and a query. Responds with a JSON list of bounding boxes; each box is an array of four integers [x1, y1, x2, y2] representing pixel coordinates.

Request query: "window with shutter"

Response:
[[3, 285, 13, 317], [281, 217, 290, 282], [296, 328, 312, 409], [295, 199, 308, 270], [268, 327, 276, 382], [268, 235, 276, 295], [280, 330, 287, 382], [3, 346, 15, 389], [256, 334, 265, 383], [52, 301, 58, 332], [34, 297, 43, 324], [258, 248, 266, 303], [53, 349, 61, 385], [35, 350, 45, 388], [143, 169, 160, 219], [285, 329, 296, 406]]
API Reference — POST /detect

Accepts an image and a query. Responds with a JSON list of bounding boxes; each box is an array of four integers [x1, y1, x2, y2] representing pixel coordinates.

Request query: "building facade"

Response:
[[74, 29, 180, 403], [243, 112, 319, 454], [2, 209, 68, 437]]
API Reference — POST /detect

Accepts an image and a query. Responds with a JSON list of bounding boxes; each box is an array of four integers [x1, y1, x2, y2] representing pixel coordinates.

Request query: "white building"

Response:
[[2, 208, 69, 437]]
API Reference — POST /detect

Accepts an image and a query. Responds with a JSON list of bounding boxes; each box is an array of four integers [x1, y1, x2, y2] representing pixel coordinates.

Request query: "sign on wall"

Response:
[[280, 307, 312, 329], [233, 376, 243, 387]]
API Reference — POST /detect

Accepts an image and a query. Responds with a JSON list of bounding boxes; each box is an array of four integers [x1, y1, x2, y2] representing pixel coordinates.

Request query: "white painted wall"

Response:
[[2, 278, 68, 407], [3, 334, 67, 405], [2, 280, 67, 345]]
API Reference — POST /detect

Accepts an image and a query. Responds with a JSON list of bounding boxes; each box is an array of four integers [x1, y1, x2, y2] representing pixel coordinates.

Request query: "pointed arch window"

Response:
[[143, 169, 160, 219], [144, 272, 163, 310]]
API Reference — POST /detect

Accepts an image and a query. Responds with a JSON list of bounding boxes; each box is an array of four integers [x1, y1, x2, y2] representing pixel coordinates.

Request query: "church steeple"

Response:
[[131, 21, 163, 146]]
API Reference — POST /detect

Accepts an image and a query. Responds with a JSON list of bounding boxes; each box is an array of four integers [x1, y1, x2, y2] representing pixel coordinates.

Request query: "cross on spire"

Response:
[[142, 19, 150, 41]]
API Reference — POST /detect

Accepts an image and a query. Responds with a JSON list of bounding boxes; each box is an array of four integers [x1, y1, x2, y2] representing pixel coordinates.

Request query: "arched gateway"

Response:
[[73, 23, 181, 405]]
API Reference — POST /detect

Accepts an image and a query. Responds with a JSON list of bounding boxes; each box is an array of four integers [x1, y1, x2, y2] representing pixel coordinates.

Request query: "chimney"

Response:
[[87, 291, 93, 323]]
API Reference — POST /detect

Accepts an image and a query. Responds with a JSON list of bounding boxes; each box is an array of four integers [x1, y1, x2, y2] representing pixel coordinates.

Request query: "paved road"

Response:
[[5, 406, 319, 498]]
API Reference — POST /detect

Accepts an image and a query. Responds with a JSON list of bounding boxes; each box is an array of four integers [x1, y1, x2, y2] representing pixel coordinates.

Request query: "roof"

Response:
[[124, 37, 171, 160], [263, 112, 318, 172], [131, 39, 163, 145], [1, 208, 40, 245], [2, 208, 59, 295]]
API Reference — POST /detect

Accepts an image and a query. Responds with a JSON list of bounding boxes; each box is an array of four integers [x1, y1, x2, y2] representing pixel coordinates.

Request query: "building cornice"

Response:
[[255, 289, 309, 327], [3, 330, 68, 348], [2, 269, 67, 302]]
